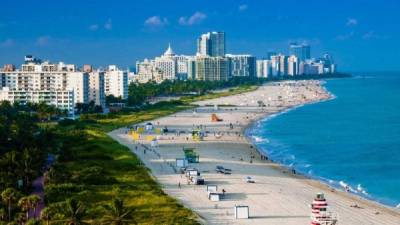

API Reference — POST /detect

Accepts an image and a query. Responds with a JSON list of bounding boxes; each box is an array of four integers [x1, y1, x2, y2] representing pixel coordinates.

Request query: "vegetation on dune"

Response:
[[121, 76, 266, 106], [43, 100, 201, 224]]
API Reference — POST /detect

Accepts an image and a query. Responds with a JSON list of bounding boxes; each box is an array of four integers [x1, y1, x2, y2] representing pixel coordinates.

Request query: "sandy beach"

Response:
[[109, 80, 400, 225]]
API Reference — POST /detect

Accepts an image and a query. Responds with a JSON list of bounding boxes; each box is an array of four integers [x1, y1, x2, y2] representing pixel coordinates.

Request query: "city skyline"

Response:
[[1, 0, 399, 72]]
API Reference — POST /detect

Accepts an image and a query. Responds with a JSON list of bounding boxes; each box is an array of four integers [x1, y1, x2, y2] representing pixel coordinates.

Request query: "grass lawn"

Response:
[[47, 85, 256, 224]]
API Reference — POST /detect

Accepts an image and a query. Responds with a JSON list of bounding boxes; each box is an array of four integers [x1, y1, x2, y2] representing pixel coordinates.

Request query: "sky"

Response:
[[1, 0, 399, 72]]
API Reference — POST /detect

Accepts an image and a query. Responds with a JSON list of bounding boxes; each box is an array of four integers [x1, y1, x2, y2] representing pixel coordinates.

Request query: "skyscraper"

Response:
[[226, 54, 256, 77], [197, 32, 225, 57], [194, 56, 229, 81], [289, 43, 311, 61]]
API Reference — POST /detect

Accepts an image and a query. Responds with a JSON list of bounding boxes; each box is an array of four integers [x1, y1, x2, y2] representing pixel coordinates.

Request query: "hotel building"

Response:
[[104, 65, 128, 99], [226, 54, 256, 77]]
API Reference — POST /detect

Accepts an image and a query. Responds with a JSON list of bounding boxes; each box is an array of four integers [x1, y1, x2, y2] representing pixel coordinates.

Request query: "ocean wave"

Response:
[[252, 135, 269, 143], [338, 181, 369, 196]]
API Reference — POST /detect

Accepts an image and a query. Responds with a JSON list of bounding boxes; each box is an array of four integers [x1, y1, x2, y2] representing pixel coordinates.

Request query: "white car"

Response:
[[245, 176, 255, 183]]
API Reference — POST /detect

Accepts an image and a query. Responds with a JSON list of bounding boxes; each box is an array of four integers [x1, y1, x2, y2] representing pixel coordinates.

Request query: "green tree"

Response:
[[101, 198, 135, 225], [26, 218, 42, 225], [29, 195, 41, 219], [18, 196, 31, 221], [59, 199, 88, 225], [1, 188, 20, 221], [40, 207, 52, 225]]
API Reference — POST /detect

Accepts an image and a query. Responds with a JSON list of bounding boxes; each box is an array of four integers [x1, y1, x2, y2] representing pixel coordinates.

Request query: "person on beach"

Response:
[[178, 182, 181, 189]]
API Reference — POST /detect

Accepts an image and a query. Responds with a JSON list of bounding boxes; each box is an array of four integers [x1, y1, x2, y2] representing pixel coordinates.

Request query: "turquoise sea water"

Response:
[[246, 73, 400, 207]]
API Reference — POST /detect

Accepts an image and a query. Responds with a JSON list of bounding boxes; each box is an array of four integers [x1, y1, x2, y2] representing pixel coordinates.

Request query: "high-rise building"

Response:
[[225, 54, 256, 77], [197, 32, 225, 57], [175, 55, 193, 80], [0, 88, 74, 114], [187, 57, 197, 80], [88, 71, 105, 107], [289, 43, 311, 61], [279, 55, 289, 76], [270, 55, 281, 77], [66, 72, 89, 104], [154, 44, 177, 80], [0, 56, 89, 115], [287, 55, 299, 76], [135, 59, 163, 83], [104, 65, 128, 99], [256, 60, 271, 78], [270, 54, 288, 76], [194, 56, 229, 81]]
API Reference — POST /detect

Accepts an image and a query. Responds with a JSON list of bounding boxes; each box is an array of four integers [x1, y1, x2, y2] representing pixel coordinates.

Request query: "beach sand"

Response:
[[109, 80, 400, 225]]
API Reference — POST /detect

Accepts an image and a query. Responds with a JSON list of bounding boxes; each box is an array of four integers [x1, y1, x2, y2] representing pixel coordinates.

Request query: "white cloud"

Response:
[[89, 24, 99, 31], [104, 19, 112, 30], [36, 36, 51, 46], [144, 16, 169, 27], [362, 30, 388, 40], [0, 39, 15, 47], [239, 4, 248, 11], [335, 32, 354, 41], [346, 18, 358, 26], [363, 31, 375, 39], [179, 12, 207, 26]]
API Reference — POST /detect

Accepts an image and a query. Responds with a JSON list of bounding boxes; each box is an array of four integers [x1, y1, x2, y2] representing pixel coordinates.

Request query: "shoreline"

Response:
[[109, 80, 400, 224], [242, 84, 399, 212]]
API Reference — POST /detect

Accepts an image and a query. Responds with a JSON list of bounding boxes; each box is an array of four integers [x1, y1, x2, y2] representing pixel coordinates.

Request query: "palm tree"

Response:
[[0, 207, 6, 221], [18, 196, 31, 221], [101, 198, 135, 225], [1, 187, 20, 221], [19, 149, 36, 192], [40, 207, 52, 225], [28, 194, 41, 218], [60, 198, 88, 225]]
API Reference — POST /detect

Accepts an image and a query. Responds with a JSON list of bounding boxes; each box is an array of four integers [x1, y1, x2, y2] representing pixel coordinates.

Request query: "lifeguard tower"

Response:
[[183, 147, 199, 163], [192, 129, 204, 141]]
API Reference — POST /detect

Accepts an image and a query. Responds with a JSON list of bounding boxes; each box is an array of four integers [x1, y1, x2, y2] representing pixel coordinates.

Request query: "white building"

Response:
[[0, 57, 89, 115], [154, 44, 177, 80], [104, 65, 128, 99], [135, 59, 163, 83], [66, 72, 89, 105], [88, 71, 105, 107], [175, 55, 193, 80], [270, 55, 281, 77], [287, 55, 299, 76], [256, 60, 271, 78], [0, 87, 74, 114]]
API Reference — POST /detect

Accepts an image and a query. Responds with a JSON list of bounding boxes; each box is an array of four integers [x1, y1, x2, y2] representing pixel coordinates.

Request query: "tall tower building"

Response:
[[197, 32, 225, 57], [289, 43, 311, 61]]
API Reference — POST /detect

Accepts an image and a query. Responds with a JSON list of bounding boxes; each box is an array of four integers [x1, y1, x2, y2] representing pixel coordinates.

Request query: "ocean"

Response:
[[246, 73, 400, 207]]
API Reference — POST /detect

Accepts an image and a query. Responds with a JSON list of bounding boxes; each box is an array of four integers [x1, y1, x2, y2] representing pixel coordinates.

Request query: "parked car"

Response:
[[216, 165, 232, 174], [245, 176, 255, 183], [216, 165, 225, 173]]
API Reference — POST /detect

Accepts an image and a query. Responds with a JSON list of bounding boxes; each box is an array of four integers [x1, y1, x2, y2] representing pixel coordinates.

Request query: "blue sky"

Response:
[[1, 0, 399, 72]]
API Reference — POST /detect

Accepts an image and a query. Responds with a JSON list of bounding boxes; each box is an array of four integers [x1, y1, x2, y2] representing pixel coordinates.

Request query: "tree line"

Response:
[[125, 77, 266, 106]]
